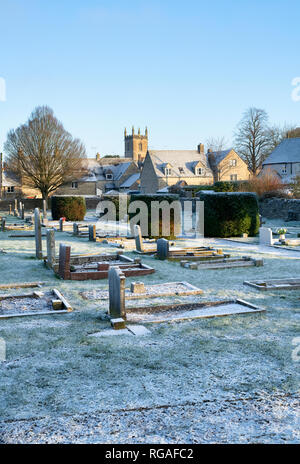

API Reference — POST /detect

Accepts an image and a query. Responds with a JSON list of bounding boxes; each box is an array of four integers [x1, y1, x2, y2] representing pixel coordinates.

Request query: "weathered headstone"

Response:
[[9, 204, 12, 215], [59, 218, 64, 232], [259, 227, 273, 246], [42, 200, 48, 225], [134, 225, 144, 252], [1, 218, 6, 232], [89, 224, 96, 241], [73, 223, 79, 236], [21, 203, 25, 220], [46, 229, 56, 268], [131, 282, 145, 294], [14, 199, 18, 217], [58, 243, 71, 279], [34, 208, 43, 259], [108, 266, 126, 320], [157, 238, 169, 259]]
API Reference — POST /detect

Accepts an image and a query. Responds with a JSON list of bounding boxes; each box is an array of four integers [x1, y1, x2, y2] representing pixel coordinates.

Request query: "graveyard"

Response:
[[0, 205, 299, 443]]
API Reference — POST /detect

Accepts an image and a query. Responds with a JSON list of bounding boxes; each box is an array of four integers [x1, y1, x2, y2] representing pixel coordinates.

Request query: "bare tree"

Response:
[[266, 124, 300, 153], [4, 106, 86, 202], [234, 108, 270, 175]]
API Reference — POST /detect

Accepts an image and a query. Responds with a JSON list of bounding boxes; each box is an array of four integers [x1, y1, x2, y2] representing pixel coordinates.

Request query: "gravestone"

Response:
[[34, 208, 43, 259], [259, 227, 273, 246], [73, 223, 79, 236], [108, 266, 126, 320], [9, 204, 12, 215], [134, 225, 144, 252], [131, 282, 145, 294], [59, 218, 64, 232], [58, 244, 71, 279], [89, 224, 96, 241], [46, 229, 56, 268], [14, 199, 18, 217], [1, 218, 5, 232], [157, 238, 169, 259], [21, 203, 25, 220]]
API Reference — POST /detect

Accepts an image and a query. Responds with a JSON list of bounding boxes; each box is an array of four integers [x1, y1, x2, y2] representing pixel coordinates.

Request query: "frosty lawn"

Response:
[[0, 215, 299, 443]]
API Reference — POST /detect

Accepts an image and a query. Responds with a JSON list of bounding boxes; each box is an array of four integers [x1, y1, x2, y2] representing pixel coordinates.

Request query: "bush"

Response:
[[238, 170, 285, 198], [100, 194, 131, 221], [197, 191, 260, 237], [129, 194, 180, 239], [51, 196, 86, 221], [214, 181, 240, 192]]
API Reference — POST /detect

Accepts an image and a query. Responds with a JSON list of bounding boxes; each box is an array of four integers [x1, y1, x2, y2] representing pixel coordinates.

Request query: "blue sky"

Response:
[[0, 0, 300, 157]]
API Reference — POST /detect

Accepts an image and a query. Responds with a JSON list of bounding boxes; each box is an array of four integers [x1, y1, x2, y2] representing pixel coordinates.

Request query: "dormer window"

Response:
[[165, 168, 172, 176], [106, 173, 113, 180], [196, 167, 203, 176]]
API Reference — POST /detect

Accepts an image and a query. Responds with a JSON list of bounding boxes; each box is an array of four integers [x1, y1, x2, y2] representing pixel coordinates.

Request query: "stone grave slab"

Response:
[[244, 278, 300, 291]]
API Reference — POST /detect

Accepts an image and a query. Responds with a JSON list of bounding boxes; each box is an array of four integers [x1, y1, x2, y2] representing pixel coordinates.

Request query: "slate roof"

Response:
[[208, 149, 232, 164], [120, 173, 140, 188], [1, 170, 21, 187], [79, 159, 133, 182], [263, 138, 300, 165], [147, 150, 213, 178]]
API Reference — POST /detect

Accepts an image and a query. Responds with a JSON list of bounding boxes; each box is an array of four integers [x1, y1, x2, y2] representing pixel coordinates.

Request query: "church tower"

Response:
[[124, 126, 148, 163]]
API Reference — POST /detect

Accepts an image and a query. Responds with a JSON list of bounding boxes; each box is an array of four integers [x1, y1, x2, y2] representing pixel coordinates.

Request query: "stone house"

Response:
[[207, 148, 250, 182], [140, 144, 250, 194], [55, 157, 140, 197], [261, 138, 300, 182], [0, 153, 41, 199]]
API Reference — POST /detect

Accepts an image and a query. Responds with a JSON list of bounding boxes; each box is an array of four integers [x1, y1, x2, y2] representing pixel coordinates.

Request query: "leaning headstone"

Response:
[[259, 227, 273, 246], [58, 243, 71, 279], [34, 208, 43, 259], [46, 229, 56, 268], [73, 223, 79, 236], [89, 224, 96, 241], [59, 218, 64, 232], [157, 238, 169, 259], [108, 266, 126, 320], [134, 225, 144, 252]]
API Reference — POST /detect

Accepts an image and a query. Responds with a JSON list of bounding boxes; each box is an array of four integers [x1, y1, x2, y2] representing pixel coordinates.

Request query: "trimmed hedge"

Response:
[[129, 194, 180, 239], [214, 181, 240, 192], [100, 194, 131, 221], [197, 191, 260, 237], [51, 196, 86, 221]]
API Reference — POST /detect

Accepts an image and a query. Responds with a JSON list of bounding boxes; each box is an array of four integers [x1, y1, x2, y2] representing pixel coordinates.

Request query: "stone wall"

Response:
[[259, 197, 300, 220]]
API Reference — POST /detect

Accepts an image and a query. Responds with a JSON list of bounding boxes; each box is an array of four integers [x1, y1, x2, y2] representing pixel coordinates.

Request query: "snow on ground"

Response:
[[0, 213, 299, 443]]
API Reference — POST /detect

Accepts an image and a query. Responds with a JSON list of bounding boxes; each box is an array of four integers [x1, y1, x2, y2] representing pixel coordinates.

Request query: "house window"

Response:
[[165, 168, 171, 176], [229, 159, 237, 167], [196, 167, 203, 175], [230, 174, 237, 181], [7, 186, 15, 193], [106, 173, 113, 180], [281, 166, 287, 174], [71, 182, 78, 189]]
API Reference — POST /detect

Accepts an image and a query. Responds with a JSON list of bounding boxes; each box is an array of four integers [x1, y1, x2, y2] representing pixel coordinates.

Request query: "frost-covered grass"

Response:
[[0, 215, 299, 443]]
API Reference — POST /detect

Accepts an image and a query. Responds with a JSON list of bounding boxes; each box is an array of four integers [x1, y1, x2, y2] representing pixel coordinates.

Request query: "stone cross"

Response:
[[58, 243, 71, 279], [34, 207, 43, 259], [89, 224, 96, 241], [108, 266, 126, 319], [59, 218, 64, 232], [134, 224, 144, 252], [46, 229, 56, 268], [156, 238, 169, 259], [259, 227, 273, 246]]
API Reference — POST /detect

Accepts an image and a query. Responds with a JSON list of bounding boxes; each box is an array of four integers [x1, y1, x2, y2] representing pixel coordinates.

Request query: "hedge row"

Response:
[[197, 191, 260, 237], [51, 196, 86, 221]]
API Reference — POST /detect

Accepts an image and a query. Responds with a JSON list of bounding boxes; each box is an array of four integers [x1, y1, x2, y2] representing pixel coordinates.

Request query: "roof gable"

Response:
[[263, 138, 300, 165]]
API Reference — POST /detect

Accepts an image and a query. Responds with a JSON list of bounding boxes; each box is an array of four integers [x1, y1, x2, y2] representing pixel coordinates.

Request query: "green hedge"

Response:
[[51, 196, 86, 221], [214, 181, 240, 192], [129, 194, 180, 239], [197, 192, 259, 237], [100, 194, 131, 221]]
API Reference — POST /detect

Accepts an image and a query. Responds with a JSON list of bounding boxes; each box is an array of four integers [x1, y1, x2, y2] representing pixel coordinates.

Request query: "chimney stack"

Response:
[[197, 143, 204, 154], [96, 153, 101, 161]]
